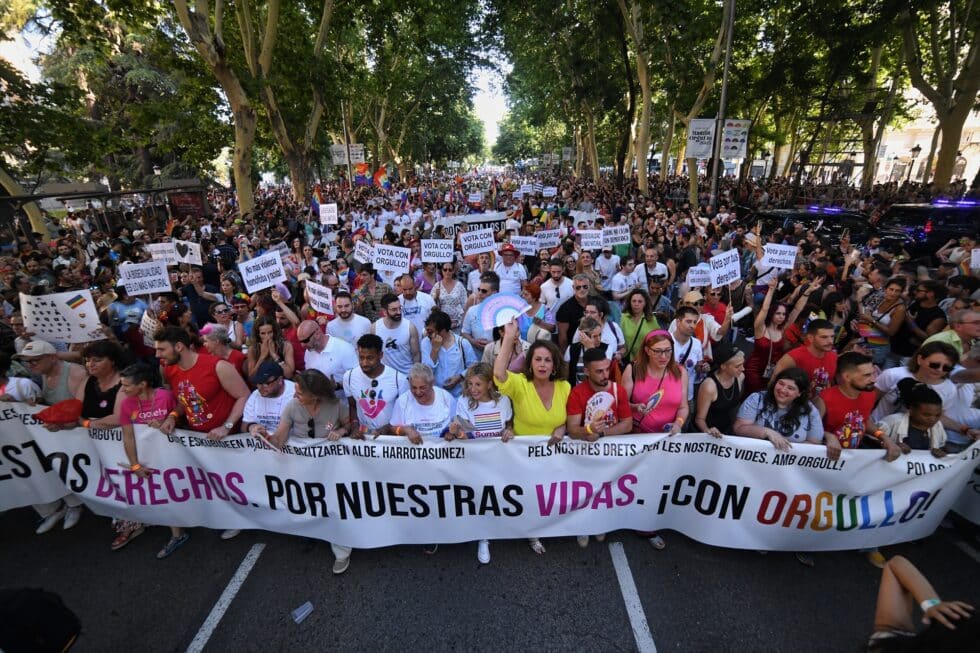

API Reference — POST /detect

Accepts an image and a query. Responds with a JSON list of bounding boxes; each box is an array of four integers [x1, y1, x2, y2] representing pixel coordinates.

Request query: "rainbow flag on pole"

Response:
[[310, 184, 325, 215], [354, 163, 371, 186], [373, 167, 391, 190]]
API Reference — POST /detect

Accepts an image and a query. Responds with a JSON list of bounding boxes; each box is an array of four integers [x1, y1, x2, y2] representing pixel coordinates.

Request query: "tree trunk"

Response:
[[687, 158, 698, 206], [231, 105, 257, 218], [585, 109, 600, 184], [0, 165, 47, 236], [574, 125, 584, 178], [660, 104, 675, 182], [933, 110, 969, 190], [921, 123, 941, 183], [284, 151, 309, 205]]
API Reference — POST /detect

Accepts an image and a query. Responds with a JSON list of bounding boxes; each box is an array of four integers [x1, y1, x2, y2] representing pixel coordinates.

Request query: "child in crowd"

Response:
[[878, 379, 946, 458]]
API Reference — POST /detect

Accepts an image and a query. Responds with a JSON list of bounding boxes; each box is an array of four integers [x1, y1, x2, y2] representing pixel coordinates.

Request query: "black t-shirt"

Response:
[[892, 302, 946, 355], [903, 425, 931, 451], [556, 298, 586, 327]]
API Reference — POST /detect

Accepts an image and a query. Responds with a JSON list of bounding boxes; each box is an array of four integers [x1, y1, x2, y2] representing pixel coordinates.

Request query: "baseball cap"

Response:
[[251, 360, 284, 385], [499, 243, 518, 255], [15, 340, 57, 358]]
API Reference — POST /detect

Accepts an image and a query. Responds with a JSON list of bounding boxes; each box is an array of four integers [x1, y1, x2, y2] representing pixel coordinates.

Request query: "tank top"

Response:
[[374, 319, 414, 374], [163, 352, 236, 432], [41, 362, 73, 406], [819, 386, 876, 447], [704, 372, 741, 434], [630, 367, 684, 433], [81, 376, 121, 419], [744, 334, 782, 394], [857, 301, 901, 346]]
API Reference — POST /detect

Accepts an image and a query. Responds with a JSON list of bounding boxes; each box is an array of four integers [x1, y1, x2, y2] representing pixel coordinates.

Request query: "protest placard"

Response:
[[421, 239, 454, 263], [579, 230, 603, 250], [272, 241, 291, 261], [319, 202, 338, 225], [372, 244, 411, 275], [520, 184, 533, 195], [20, 290, 106, 343], [140, 311, 160, 346], [459, 228, 497, 256], [511, 236, 539, 256], [468, 192, 483, 204], [536, 229, 560, 248], [760, 244, 799, 269], [542, 186, 557, 198], [305, 280, 334, 315], [354, 240, 374, 264], [971, 248, 980, 269], [147, 242, 178, 266], [119, 261, 171, 296], [512, 190, 523, 200], [686, 263, 711, 288], [602, 225, 631, 247], [708, 249, 741, 288], [238, 252, 287, 293], [687, 118, 716, 159], [173, 239, 202, 265]]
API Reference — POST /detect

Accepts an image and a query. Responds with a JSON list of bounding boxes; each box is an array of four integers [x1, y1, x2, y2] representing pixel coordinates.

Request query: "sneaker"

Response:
[[595, 534, 606, 542], [577, 535, 589, 548], [157, 533, 190, 559], [866, 550, 887, 569], [795, 552, 815, 567], [111, 524, 145, 551], [220, 529, 241, 540], [62, 506, 83, 530], [648, 534, 666, 550], [35, 506, 66, 535], [477, 540, 490, 564], [332, 556, 350, 575]]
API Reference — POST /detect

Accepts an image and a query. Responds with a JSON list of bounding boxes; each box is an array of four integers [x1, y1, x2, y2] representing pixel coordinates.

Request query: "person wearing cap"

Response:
[[693, 340, 745, 437], [16, 340, 87, 407], [493, 242, 528, 295], [668, 290, 731, 361], [242, 360, 296, 439]]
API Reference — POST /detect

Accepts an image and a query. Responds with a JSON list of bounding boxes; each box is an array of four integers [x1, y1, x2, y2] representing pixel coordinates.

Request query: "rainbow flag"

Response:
[[310, 184, 325, 215], [354, 162, 371, 186], [374, 167, 390, 190], [65, 294, 86, 309]]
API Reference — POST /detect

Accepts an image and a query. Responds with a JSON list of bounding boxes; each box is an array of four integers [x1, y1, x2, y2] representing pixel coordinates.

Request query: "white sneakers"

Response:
[[35, 506, 67, 534], [220, 529, 241, 540], [62, 506, 82, 530], [332, 556, 350, 574], [477, 539, 490, 564]]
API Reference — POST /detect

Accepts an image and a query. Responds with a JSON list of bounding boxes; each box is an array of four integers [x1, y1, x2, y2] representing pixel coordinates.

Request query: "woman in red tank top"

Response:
[[744, 277, 817, 393]]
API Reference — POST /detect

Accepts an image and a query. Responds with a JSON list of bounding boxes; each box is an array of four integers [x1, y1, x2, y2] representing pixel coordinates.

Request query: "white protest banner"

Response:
[[536, 229, 561, 248], [686, 263, 712, 288], [139, 311, 160, 347], [602, 225, 631, 247], [173, 239, 202, 265], [20, 290, 105, 344], [147, 242, 178, 266], [467, 192, 483, 204], [272, 241, 291, 261], [319, 202, 338, 225], [761, 244, 799, 270], [511, 236, 539, 256], [512, 190, 523, 200], [542, 186, 558, 198], [686, 118, 716, 159], [1, 409, 976, 551], [434, 212, 507, 239], [570, 210, 597, 225], [305, 280, 334, 315], [354, 240, 374, 265], [459, 228, 497, 256], [579, 230, 603, 250], [238, 251, 287, 293], [721, 119, 751, 159], [329, 144, 348, 165], [421, 239, 455, 263], [349, 144, 365, 164], [971, 248, 980, 270], [372, 244, 411, 275], [119, 260, 171, 296], [952, 463, 980, 525], [520, 183, 533, 195], [708, 248, 741, 288]]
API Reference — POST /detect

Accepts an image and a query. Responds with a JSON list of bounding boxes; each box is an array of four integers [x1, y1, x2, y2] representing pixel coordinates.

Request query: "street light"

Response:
[[761, 150, 771, 178], [907, 144, 921, 182]]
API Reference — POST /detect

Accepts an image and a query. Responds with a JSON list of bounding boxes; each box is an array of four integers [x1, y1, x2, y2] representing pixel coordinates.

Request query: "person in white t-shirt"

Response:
[[397, 273, 435, 337], [385, 364, 456, 441], [327, 291, 372, 345], [342, 333, 410, 434], [539, 258, 574, 314], [596, 247, 621, 292], [610, 256, 640, 306], [670, 305, 706, 400], [493, 243, 528, 294], [242, 361, 296, 436], [297, 320, 357, 398], [467, 253, 493, 295], [0, 352, 41, 403]]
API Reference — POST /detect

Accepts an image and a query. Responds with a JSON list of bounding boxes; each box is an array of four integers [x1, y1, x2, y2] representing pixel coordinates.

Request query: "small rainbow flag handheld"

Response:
[[65, 294, 87, 309]]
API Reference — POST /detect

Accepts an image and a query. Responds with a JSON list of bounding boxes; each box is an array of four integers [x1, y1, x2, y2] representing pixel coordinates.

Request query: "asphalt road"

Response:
[[2, 506, 978, 652]]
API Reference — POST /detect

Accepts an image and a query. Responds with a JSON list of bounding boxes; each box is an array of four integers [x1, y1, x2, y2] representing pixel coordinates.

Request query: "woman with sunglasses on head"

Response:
[[271, 369, 349, 447], [621, 329, 688, 550]]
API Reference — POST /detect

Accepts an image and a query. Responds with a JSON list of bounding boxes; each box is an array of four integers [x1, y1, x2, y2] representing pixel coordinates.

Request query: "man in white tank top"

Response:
[[371, 293, 420, 374]]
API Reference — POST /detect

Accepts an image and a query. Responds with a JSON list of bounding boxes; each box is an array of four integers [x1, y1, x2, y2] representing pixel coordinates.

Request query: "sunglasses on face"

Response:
[[478, 288, 489, 294], [215, 309, 231, 315], [299, 332, 318, 344], [926, 362, 954, 372], [574, 284, 589, 290]]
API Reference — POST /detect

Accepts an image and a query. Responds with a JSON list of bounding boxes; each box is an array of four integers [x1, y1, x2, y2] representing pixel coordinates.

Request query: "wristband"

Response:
[[130, 463, 142, 472], [395, 426, 402, 435], [167, 411, 179, 420], [82, 419, 91, 428], [920, 598, 941, 612], [585, 423, 593, 435]]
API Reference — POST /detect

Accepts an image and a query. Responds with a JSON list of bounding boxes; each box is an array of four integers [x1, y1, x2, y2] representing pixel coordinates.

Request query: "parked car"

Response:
[[736, 206, 908, 250], [877, 201, 980, 260]]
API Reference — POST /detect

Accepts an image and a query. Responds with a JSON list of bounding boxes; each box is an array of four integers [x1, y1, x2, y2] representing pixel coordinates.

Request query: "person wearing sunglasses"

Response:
[[668, 290, 732, 361], [206, 302, 245, 349]]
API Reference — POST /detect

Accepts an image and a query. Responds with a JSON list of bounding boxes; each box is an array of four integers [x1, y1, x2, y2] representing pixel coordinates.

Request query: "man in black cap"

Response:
[[242, 361, 295, 440]]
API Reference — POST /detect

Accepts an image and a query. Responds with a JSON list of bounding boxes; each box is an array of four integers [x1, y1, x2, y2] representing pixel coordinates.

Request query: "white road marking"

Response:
[[609, 542, 657, 653], [954, 540, 980, 565], [186, 543, 266, 653]]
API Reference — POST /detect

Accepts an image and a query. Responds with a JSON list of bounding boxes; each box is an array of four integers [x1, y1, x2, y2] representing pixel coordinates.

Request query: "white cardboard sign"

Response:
[[460, 228, 497, 256], [421, 239, 455, 263], [602, 225, 631, 247], [971, 248, 980, 269], [319, 202, 338, 225], [708, 249, 741, 289], [305, 280, 334, 315], [353, 240, 374, 265], [372, 244, 411, 275], [468, 192, 483, 204], [579, 230, 603, 250], [542, 186, 558, 198], [686, 263, 712, 288], [760, 244, 799, 269], [173, 239, 202, 265], [511, 236, 539, 256], [119, 261, 172, 296], [536, 229, 561, 248], [238, 252, 287, 293], [20, 290, 106, 344], [147, 242, 178, 266]]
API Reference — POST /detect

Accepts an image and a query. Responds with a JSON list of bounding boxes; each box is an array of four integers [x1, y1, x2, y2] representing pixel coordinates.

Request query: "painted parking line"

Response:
[[186, 543, 266, 653], [608, 542, 657, 653], [953, 539, 980, 565]]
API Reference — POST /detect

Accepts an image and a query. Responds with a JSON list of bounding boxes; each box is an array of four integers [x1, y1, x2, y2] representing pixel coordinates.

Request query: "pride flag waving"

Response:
[[373, 167, 391, 190]]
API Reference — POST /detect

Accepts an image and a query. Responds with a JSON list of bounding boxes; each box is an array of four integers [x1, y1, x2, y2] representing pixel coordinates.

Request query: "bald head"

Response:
[[296, 320, 323, 351]]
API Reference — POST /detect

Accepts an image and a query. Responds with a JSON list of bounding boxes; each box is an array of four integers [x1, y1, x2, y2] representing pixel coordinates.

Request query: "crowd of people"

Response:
[[2, 171, 979, 579]]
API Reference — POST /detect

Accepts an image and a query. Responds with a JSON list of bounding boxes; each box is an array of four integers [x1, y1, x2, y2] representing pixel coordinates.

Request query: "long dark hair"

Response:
[[760, 368, 812, 435], [624, 289, 654, 320], [522, 340, 566, 381]]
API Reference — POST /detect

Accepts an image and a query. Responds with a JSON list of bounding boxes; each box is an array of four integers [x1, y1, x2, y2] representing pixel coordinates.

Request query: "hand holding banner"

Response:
[[173, 239, 203, 265], [708, 249, 741, 288], [119, 261, 172, 296], [305, 280, 334, 315]]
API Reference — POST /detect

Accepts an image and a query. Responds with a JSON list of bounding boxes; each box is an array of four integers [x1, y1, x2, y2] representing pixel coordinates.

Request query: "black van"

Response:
[[879, 202, 980, 259]]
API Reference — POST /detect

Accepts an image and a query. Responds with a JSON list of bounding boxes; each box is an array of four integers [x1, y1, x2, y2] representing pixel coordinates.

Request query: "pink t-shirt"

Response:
[[630, 368, 685, 433], [119, 388, 178, 426]]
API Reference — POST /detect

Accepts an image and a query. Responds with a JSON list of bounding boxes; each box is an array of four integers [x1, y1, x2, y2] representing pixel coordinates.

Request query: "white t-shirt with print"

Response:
[[390, 386, 456, 439], [343, 365, 409, 430], [455, 396, 513, 438]]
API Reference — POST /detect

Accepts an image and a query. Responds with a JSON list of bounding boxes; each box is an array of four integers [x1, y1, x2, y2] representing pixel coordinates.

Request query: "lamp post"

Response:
[[907, 144, 921, 182], [761, 150, 771, 179]]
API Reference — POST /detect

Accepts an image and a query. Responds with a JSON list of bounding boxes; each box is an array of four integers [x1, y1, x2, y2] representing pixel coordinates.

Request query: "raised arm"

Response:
[[493, 319, 519, 384]]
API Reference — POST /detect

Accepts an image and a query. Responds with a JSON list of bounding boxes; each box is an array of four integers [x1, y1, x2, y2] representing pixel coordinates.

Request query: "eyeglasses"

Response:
[[574, 284, 589, 290], [693, 300, 705, 306], [214, 309, 232, 315], [650, 348, 673, 356], [926, 362, 954, 372], [477, 288, 490, 294], [709, 292, 722, 296], [24, 358, 43, 366], [307, 418, 316, 438]]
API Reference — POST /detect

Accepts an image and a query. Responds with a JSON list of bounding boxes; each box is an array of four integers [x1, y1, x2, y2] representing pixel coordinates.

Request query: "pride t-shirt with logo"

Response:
[[342, 366, 409, 431], [455, 396, 514, 438]]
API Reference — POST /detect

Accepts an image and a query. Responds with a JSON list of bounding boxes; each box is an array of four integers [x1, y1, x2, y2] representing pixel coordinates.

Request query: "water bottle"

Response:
[[291, 601, 313, 624]]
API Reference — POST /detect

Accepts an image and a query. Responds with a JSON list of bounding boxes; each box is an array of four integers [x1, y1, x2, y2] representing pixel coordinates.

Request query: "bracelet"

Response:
[[167, 411, 179, 420], [82, 419, 91, 428], [920, 598, 941, 612], [585, 423, 593, 435], [130, 463, 142, 472], [395, 426, 402, 435]]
